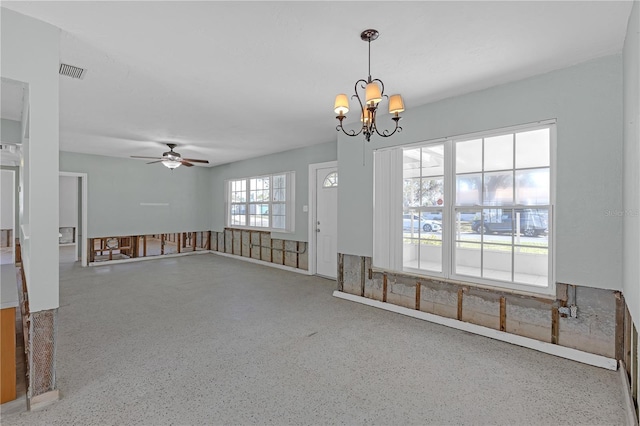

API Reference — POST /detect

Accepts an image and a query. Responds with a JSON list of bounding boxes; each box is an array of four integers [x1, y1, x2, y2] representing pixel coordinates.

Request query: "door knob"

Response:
[[316, 229, 321, 232]]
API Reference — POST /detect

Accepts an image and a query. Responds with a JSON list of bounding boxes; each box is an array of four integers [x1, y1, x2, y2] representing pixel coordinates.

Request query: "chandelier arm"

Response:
[[336, 123, 363, 137], [374, 120, 403, 138]]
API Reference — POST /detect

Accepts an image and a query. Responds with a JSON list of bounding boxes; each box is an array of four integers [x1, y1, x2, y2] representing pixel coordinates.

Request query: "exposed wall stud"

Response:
[[360, 257, 366, 297], [551, 307, 559, 344], [457, 288, 464, 321], [337, 253, 344, 291], [615, 291, 625, 361], [382, 273, 387, 303], [499, 297, 506, 332], [415, 282, 421, 311]]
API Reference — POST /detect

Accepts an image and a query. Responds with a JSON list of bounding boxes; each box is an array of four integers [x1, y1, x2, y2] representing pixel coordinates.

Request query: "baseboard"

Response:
[[210, 251, 312, 275], [333, 290, 617, 371], [29, 389, 59, 411], [619, 360, 639, 426]]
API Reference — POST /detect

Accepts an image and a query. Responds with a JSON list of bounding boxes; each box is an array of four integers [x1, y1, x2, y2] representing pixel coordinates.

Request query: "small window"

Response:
[[323, 172, 338, 188]]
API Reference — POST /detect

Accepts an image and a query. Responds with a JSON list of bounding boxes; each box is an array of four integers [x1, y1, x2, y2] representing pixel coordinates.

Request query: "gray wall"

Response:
[[59, 175, 77, 228], [1, 118, 21, 144], [210, 141, 337, 242], [623, 1, 640, 323], [2, 8, 60, 312], [60, 151, 212, 237], [338, 54, 623, 291]]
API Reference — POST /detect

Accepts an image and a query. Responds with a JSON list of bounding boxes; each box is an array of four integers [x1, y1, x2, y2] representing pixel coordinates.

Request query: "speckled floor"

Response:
[[1, 254, 627, 425]]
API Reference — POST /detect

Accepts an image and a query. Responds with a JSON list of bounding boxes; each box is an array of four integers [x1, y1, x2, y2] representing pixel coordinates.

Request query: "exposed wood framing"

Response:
[[382, 273, 387, 303], [457, 288, 464, 321], [633, 324, 638, 404], [616, 291, 625, 361], [551, 307, 559, 344], [499, 297, 506, 332], [360, 256, 366, 297], [415, 282, 421, 311], [337, 253, 344, 291]]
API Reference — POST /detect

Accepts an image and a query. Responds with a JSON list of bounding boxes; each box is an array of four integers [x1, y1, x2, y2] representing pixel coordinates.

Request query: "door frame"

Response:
[[308, 160, 338, 276], [59, 171, 88, 267]]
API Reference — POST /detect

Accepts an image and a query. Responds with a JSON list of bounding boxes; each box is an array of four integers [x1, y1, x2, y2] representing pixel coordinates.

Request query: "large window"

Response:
[[227, 172, 294, 231], [375, 122, 554, 293]]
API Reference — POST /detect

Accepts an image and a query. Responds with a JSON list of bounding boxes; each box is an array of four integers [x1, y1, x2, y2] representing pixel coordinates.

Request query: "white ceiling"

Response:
[[1, 1, 633, 167]]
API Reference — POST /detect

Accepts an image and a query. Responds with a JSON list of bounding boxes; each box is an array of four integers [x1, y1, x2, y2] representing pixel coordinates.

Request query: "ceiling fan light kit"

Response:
[[334, 29, 405, 142], [131, 143, 210, 170]]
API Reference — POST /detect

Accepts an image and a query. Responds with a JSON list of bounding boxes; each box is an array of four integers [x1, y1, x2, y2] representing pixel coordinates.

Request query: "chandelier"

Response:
[[334, 29, 405, 142]]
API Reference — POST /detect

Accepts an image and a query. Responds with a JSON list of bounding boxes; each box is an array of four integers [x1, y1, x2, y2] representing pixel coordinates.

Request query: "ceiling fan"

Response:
[[131, 143, 209, 169]]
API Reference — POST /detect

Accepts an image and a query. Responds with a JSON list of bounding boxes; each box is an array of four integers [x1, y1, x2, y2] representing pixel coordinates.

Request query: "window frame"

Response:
[[376, 120, 556, 295], [225, 171, 295, 233]]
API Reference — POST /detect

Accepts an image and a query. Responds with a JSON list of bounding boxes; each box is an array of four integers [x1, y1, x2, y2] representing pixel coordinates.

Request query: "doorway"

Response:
[[309, 161, 338, 279], [59, 172, 88, 266], [0, 169, 16, 264]]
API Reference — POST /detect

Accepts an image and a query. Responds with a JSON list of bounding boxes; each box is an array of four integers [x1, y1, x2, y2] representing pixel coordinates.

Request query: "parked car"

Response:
[[472, 209, 547, 237], [403, 214, 442, 233], [422, 212, 442, 221]]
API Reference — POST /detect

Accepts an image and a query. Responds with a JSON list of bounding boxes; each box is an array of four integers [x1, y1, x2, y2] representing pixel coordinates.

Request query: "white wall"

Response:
[[58, 176, 77, 228], [1, 118, 21, 144], [60, 151, 212, 237], [1, 9, 60, 312], [338, 54, 623, 291], [623, 1, 640, 324], [210, 141, 337, 242], [1, 170, 14, 229]]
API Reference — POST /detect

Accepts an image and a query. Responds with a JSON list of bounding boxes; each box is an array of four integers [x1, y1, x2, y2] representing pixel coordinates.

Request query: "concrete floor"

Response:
[[1, 254, 628, 425]]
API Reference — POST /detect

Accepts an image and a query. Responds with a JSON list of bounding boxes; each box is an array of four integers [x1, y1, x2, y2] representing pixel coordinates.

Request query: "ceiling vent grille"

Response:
[[59, 63, 86, 79]]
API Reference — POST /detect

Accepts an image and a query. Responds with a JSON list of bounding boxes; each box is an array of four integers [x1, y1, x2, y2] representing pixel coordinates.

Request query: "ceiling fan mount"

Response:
[[131, 143, 209, 169]]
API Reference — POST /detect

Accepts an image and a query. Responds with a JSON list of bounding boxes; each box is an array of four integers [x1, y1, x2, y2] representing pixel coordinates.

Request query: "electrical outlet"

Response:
[[558, 306, 571, 316]]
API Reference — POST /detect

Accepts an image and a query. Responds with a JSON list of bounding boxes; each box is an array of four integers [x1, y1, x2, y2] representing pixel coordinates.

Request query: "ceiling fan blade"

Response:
[[180, 160, 194, 167], [146, 160, 163, 164], [182, 158, 209, 164], [132, 156, 162, 160]]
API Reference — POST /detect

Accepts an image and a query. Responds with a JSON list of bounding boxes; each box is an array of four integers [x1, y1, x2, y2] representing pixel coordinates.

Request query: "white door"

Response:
[[316, 167, 338, 278]]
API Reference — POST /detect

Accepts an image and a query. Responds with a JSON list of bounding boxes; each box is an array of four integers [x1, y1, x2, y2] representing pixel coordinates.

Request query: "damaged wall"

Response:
[[340, 254, 621, 359]]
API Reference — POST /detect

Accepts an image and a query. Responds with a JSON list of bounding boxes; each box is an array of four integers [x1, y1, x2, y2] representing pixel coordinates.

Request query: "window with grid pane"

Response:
[[227, 172, 294, 231], [454, 128, 550, 287], [375, 122, 554, 293]]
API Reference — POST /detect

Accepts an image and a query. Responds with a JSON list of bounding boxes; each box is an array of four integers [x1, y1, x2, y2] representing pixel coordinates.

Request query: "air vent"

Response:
[[59, 63, 86, 79]]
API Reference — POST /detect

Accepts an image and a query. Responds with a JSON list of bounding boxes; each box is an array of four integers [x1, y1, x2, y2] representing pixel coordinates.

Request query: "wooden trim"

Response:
[[499, 297, 506, 332], [0, 307, 16, 403]]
